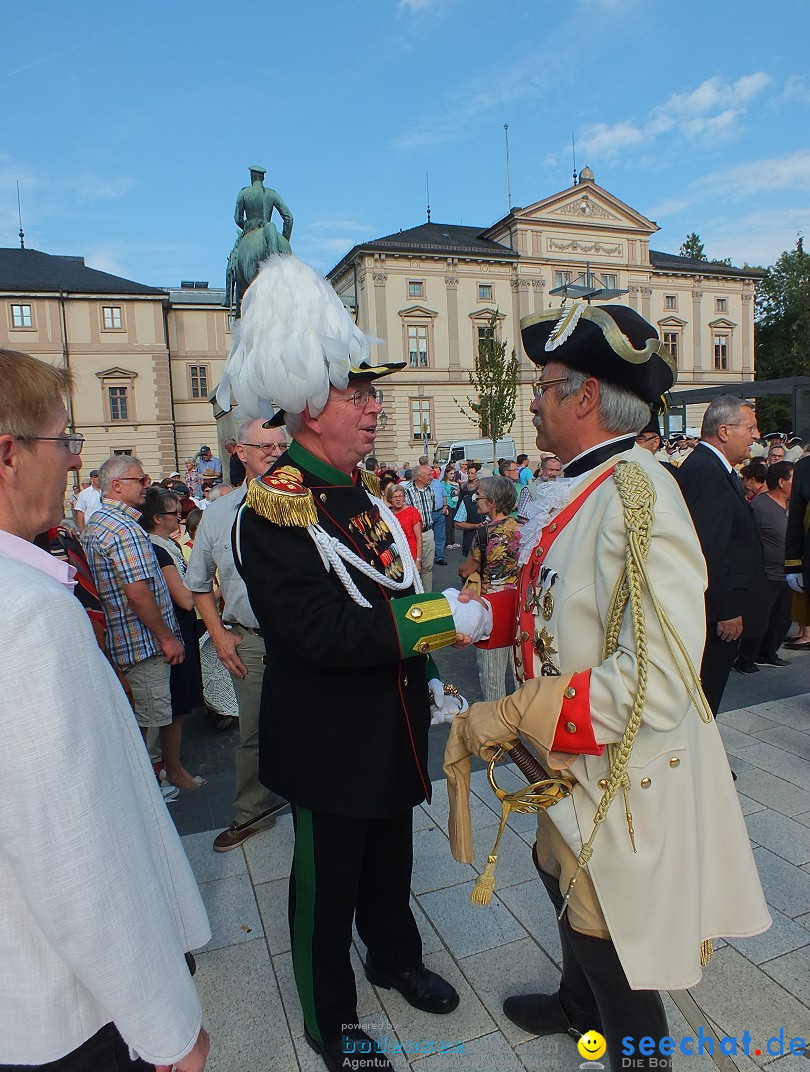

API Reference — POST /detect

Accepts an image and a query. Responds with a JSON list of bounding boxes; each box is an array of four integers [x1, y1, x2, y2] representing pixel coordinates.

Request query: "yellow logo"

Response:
[[577, 1030, 607, 1061]]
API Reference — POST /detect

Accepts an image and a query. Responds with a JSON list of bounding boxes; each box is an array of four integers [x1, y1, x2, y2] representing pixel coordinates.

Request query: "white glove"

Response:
[[428, 678, 470, 726], [442, 587, 493, 642], [787, 574, 805, 593]]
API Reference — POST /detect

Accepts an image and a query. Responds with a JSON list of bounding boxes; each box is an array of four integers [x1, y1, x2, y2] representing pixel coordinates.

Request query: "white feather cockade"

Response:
[[216, 255, 378, 419]]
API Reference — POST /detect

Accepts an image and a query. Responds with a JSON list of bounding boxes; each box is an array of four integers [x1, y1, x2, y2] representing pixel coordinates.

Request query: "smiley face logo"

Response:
[[577, 1030, 607, 1061]]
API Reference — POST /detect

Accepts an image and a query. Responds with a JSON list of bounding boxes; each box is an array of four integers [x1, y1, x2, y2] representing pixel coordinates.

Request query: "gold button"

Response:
[[564, 686, 576, 699], [550, 522, 558, 532], [565, 721, 577, 733], [319, 493, 327, 502], [535, 546, 544, 557], [640, 777, 652, 789], [669, 757, 680, 768], [408, 606, 423, 619], [597, 778, 608, 789], [418, 640, 430, 653], [521, 630, 529, 642]]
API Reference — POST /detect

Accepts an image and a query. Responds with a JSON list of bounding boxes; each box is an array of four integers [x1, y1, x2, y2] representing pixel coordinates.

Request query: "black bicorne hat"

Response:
[[520, 304, 677, 405]]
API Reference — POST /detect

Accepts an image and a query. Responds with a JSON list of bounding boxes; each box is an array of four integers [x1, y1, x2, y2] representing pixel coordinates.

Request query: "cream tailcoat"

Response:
[[460, 445, 770, 990]]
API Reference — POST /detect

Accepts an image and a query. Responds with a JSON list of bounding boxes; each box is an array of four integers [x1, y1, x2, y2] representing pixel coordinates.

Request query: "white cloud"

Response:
[[650, 150, 810, 218], [398, 0, 446, 10], [783, 74, 810, 104], [701, 206, 810, 267], [70, 173, 139, 200], [561, 72, 774, 167]]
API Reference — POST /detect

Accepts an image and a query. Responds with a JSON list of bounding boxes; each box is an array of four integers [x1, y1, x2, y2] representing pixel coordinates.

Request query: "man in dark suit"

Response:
[[676, 396, 768, 714]]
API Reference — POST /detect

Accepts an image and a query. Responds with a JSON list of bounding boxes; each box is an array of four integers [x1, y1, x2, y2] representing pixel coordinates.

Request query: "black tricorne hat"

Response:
[[520, 304, 676, 405]]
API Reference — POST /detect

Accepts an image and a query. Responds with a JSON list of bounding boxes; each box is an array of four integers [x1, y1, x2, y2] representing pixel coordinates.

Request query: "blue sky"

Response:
[[3, 0, 808, 287]]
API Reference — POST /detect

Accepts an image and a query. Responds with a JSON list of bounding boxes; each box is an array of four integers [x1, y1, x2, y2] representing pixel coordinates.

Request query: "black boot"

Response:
[[503, 990, 595, 1038], [566, 923, 670, 1071]]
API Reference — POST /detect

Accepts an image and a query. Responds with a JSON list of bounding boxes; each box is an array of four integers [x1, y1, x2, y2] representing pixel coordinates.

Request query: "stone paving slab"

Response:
[[179, 692, 810, 1071]]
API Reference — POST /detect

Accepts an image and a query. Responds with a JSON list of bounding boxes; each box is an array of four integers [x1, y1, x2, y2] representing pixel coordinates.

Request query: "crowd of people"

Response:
[[3, 255, 804, 1072]]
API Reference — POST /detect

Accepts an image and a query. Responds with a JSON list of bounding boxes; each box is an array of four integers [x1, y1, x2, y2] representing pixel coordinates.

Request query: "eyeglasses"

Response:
[[161, 510, 183, 518], [241, 441, 287, 452], [118, 475, 149, 486], [13, 433, 85, 455], [347, 388, 382, 408], [532, 377, 570, 399]]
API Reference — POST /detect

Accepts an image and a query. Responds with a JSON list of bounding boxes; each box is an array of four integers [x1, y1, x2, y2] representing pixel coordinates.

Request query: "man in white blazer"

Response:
[[444, 306, 770, 1072], [0, 348, 211, 1071]]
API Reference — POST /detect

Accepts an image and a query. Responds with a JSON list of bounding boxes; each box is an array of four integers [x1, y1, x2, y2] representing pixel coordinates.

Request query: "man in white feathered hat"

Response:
[[218, 255, 490, 1072]]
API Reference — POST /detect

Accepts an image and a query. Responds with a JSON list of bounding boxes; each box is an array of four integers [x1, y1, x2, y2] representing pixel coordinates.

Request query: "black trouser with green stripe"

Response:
[[290, 805, 423, 1045]]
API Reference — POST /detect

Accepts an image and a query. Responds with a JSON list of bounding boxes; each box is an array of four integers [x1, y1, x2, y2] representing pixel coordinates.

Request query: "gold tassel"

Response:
[[246, 476, 318, 528], [359, 468, 381, 497], [470, 801, 512, 905], [700, 939, 713, 968]]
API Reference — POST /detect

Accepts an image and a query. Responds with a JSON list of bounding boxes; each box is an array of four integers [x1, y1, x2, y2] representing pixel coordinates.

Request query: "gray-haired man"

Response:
[[185, 418, 287, 851]]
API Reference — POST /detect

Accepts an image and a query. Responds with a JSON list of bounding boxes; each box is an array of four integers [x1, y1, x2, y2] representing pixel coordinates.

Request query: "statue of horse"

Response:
[[225, 222, 292, 317]]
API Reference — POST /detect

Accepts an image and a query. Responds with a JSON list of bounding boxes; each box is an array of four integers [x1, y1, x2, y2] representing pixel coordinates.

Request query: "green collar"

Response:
[[288, 440, 354, 486]]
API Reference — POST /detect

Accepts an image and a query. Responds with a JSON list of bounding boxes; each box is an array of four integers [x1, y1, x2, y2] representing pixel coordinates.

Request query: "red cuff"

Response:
[[551, 669, 604, 755], [476, 588, 518, 649]]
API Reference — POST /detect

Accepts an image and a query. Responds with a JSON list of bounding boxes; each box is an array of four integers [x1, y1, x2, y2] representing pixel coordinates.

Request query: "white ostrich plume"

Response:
[[216, 255, 378, 418]]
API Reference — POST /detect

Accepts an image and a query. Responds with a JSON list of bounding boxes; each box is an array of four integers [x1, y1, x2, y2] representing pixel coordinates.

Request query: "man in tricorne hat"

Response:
[[443, 304, 769, 1071], [217, 255, 489, 1072]]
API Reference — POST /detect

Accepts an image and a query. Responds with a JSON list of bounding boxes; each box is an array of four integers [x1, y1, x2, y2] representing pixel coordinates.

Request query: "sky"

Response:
[[3, 0, 809, 289]]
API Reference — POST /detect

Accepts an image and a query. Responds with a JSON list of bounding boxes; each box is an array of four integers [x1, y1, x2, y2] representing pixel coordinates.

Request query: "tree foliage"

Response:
[[455, 311, 520, 444], [680, 233, 707, 261], [754, 237, 810, 430]]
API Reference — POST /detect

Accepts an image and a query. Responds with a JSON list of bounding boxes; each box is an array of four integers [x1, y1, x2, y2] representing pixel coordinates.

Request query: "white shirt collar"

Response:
[[563, 434, 636, 474], [700, 441, 733, 474]]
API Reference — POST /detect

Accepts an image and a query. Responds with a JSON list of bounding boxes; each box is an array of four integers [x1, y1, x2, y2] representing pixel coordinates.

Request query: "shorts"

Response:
[[122, 654, 173, 729]]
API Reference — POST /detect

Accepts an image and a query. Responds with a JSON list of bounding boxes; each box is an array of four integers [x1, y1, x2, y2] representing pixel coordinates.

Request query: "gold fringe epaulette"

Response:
[[359, 467, 381, 497], [245, 466, 317, 527]]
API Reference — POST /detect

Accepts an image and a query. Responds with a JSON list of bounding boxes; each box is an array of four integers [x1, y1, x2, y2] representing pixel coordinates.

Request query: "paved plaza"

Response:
[[172, 597, 810, 1072]]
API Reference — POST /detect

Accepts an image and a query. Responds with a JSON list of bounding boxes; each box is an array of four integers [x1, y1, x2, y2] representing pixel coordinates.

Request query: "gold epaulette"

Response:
[[359, 468, 381, 497], [245, 466, 317, 527]]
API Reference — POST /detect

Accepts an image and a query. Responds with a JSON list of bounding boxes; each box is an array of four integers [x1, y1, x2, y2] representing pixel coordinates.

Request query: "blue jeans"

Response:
[[431, 509, 446, 560]]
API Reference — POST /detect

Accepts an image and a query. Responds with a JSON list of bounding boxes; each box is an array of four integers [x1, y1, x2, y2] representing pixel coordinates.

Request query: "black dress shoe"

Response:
[[435, 559, 448, 565], [732, 657, 760, 674], [757, 655, 789, 666], [502, 991, 598, 1038], [364, 957, 459, 1014], [305, 1028, 394, 1072]]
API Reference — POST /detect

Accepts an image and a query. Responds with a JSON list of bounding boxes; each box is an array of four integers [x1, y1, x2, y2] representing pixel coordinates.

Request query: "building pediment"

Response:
[[658, 316, 689, 328], [398, 304, 438, 319], [468, 307, 506, 321], [485, 179, 659, 240], [95, 366, 138, 379], [709, 317, 737, 329]]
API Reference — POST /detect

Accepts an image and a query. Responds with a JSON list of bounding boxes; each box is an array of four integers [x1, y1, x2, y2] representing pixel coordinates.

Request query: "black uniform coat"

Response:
[[236, 443, 434, 818], [675, 443, 768, 634], [785, 453, 810, 590]]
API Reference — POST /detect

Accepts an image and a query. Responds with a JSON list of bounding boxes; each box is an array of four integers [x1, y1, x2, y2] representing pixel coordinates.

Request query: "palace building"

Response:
[[1, 168, 761, 478]]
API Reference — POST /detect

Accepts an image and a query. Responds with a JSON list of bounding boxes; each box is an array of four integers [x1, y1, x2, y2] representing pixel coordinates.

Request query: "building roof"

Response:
[[0, 248, 166, 296], [167, 286, 227, 305], [649, 249, 764, 279], [328, 221, 516, 279]]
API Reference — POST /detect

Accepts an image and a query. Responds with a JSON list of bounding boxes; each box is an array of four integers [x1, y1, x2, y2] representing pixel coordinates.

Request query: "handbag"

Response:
[[461, 524, 488, 596]]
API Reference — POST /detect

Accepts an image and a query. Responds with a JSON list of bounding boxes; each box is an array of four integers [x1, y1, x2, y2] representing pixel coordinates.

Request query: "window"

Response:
[[189, 363, 209, 399], [102, 305, 123, 330], [11, 303, 32, 328], [600, 273, 617, 290], [113, 449, 133, 456], [408, 324, 429, 368], [713, 334, 729, 370], [478, 283, 493, 301], [715, 297, 727, 313], [410, 398, 433, 440], [663, 332, 679, 364], [478, 324, 494, 352], [408, 280, 424, 299], [665, 295, 677, 310], [554, 271, 572, 289], [108, 386, 129, 421]]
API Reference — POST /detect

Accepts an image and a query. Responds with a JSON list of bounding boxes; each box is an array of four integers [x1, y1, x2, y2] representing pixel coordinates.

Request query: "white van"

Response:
[[434, 437, 517, 469]]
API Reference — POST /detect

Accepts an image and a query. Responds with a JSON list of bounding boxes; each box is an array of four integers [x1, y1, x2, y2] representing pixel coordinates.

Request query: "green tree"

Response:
[[680, 232, 707, 261], [454, 311, 520, 444], [754, 237, 810, 429]]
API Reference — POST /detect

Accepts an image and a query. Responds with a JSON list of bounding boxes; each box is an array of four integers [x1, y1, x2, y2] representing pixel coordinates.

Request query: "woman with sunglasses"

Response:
[[139, 487, 206, 790]]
